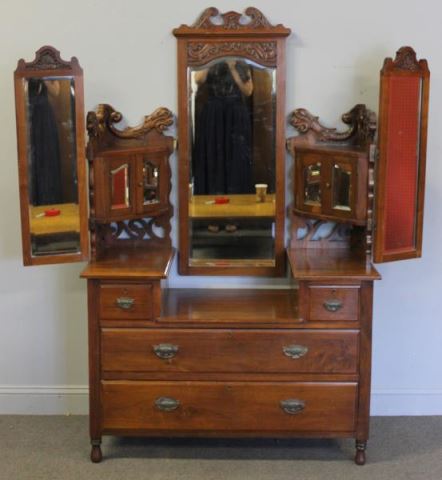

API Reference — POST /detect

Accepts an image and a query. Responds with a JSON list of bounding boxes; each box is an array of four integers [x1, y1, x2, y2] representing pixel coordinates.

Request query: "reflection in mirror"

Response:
[[111, 164, 130, 210], [332, 164, 352, 211], [143, 160, 159, 205], [25, 76, 80, 256], [304, 163, 322, 206], [188, 57, 276, 263]]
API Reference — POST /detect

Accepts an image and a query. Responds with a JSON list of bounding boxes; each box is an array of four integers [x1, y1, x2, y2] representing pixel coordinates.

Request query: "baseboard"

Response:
[[0, 385, 89, 415], [370, 389, 442, 416], [0, 386, 441, 415]]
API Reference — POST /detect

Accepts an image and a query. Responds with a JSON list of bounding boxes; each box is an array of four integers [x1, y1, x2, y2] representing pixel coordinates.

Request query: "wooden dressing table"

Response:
[[14, 10, 429, 468]]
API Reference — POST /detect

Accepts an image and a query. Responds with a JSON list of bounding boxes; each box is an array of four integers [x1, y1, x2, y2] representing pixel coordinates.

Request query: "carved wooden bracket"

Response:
[[288, 104, 376, 148], [87, 105, 173, 141]]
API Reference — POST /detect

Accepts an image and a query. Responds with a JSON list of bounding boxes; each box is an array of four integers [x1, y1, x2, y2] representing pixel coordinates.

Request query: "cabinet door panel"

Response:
[[374, 47, 429, 263]]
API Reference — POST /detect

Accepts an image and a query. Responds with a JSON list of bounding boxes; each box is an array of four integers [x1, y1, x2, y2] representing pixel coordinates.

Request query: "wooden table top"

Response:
[[189, 194, 276, 219], [29, 203, 80, 236]]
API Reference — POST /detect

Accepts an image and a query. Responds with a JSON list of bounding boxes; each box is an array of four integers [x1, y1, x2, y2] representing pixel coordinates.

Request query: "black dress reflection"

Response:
[[193, 61, 253, 195], [28, 79, 62, 206]]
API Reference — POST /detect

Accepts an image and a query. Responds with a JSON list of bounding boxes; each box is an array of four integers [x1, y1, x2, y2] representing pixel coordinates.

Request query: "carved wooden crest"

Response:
[[16, 45, 79, 72], [382, 46, 429, 74], [192, 7, 275, 30]]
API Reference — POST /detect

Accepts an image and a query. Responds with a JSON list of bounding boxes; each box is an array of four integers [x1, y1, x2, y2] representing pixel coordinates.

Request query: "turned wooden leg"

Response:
[[90, 439, 103, 463], [354, 440, 366, 465]]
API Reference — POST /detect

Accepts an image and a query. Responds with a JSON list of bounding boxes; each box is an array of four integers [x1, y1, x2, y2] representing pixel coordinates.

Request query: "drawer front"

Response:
[[308, 286, 359, 321], [101, 329, 359, 374], [99, 283, 153, 320], [102, 381, 357, 432]]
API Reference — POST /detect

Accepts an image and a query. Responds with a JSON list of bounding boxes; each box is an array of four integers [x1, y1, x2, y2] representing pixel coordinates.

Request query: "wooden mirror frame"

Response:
[[173, 7, 290, 276], [14, 46, 89, 266]]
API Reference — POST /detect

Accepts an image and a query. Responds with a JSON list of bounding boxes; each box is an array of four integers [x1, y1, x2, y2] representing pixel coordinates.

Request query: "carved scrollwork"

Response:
[[192, 7, 275, 30], [87, 105, 173, 140], [296, 219, 351, 244], [188, 41, 277, 67], [16, 45, 77, 71], [97, 213, 172, 249], [288, 104, 376, 147]]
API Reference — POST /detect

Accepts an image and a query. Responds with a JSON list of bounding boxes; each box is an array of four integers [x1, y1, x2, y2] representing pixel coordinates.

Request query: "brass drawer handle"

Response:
[[155, 397, 180, 412], [280, 399, 305, 415], [323, 299, 343, 312], [283, 345, 308, 359], [116, 296, 135, 310], [153, 343, 179, 359]]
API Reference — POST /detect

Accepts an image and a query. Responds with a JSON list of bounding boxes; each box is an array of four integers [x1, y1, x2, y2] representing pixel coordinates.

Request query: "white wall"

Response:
[[0, 0, 441, 415]]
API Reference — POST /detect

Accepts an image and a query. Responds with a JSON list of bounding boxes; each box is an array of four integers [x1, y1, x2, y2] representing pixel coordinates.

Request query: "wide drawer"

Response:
[[101, 381, 357, 432], [308, 285, 359, 321], [101, 328, 359, 374], [99, 283, 153, 320]]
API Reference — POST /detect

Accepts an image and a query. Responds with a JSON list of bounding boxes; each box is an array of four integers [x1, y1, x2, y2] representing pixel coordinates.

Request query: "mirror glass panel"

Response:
[[332, 163, 351, 211], [143, 160, 159, 205], [304, 163, 322, 206], [24, 76, 80, 256], [110, 164, 130, 210], [188, 57, 276, 264]]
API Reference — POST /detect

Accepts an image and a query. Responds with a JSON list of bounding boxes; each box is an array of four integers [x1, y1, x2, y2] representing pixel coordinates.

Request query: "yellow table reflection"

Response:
[[189, 194, 275, 219], [29, 203, 80, 236]]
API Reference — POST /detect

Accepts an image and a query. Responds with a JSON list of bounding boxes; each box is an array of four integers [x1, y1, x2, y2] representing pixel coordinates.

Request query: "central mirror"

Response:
[[174, 7, 290, 276]]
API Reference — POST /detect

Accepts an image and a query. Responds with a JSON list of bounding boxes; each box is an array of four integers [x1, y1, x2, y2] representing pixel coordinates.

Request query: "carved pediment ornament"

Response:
[[87, 105, 174, 140], [193, 7, 274, 29], [393, 46, 419, 71], [188, 41, 277, 67], [16, 45, 77, 71]]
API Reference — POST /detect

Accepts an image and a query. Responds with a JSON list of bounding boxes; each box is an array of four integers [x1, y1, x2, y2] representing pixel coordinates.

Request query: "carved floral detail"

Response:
[[17, 45, 75, 71], [188, 41, 277, 66], [289, 104, 376, 146], [192, 7, 274, 30], [87, 104, 173, 139]]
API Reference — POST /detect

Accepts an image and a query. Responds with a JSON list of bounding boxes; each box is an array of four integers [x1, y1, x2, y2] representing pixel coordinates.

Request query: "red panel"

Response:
[[383, 76, 421, 254]]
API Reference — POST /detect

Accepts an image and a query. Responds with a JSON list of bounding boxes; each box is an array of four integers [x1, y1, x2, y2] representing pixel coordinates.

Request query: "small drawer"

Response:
[[99, 283, 153, 320], [308, 285, 359, 321], [101, 328, 359, 374], [101, 380, 357, 433]]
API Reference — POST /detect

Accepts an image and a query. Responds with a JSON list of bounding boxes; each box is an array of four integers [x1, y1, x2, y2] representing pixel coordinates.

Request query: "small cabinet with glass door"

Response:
[[92, 147, 172, 223], [293, 145, 368, 225]]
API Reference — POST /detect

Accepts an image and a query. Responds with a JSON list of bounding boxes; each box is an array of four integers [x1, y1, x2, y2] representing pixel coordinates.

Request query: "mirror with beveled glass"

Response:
[[174, 7, 290, 276], [14, 46, 88, 265]]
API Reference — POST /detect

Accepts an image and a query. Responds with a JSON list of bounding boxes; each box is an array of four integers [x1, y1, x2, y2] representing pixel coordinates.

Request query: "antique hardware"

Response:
[[115, 297, 135, 310], [280, 399, 305, 415], [153, 343, 179, 359], [323, 299, 343, 312], [155, 397, 180, 412], [283, 345, 308, 359]]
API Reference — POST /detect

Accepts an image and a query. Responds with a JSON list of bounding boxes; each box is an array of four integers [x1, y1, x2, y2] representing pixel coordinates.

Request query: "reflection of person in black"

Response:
[[193, 59, 253, 196], [28, 78, 62, 206]]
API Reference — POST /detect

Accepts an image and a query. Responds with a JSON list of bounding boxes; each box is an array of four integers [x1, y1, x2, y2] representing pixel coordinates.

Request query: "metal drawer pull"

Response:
[[155, 397, 180, 412], [153, 343, 179, 359], [280, 399, 305, 415], [323, 298, 343, 312], [116, 297, 135, 310], [283, 345, 308, 359]]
